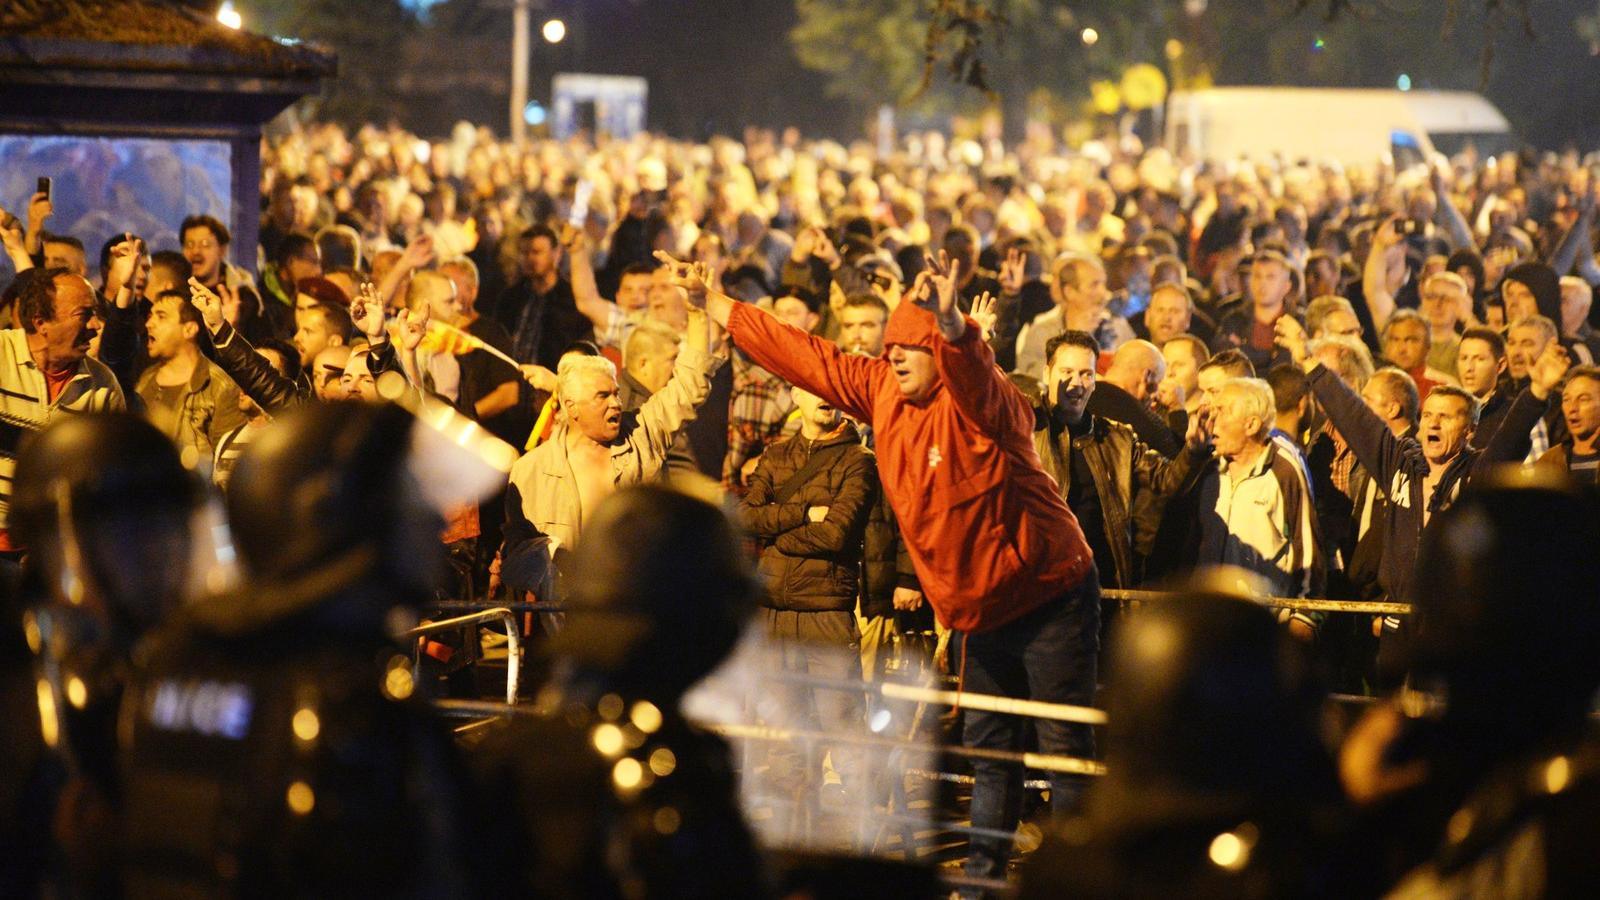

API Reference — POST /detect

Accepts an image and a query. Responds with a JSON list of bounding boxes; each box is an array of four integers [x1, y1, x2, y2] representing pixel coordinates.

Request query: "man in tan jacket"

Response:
[[499, 305, 723, 601]]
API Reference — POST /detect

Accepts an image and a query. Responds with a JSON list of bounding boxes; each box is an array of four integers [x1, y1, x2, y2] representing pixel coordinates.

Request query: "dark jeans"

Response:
[[959, 571, 1101, 887], [762, 608, 864, 788]]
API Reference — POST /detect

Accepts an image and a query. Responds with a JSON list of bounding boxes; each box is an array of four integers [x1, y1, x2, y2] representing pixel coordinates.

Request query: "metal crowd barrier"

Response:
[[1102, 587, 1411, 616], [403, 608, 521, 705]]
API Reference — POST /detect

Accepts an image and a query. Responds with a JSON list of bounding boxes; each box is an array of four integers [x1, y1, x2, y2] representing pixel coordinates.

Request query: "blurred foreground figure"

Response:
[[5, 414, 198, 898], [1341, 471, 1600, 897], [117, 401, 507, 897], [473, 484, 772, 899], [1020, 569, 1342, 900]]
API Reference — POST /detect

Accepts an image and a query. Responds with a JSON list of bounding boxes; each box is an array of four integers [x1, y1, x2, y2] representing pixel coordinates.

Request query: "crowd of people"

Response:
[[3, 117, 1600, 897]]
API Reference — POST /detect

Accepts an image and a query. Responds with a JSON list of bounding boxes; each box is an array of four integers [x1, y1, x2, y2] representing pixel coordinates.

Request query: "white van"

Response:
[[1163, 87, 1515, 167]]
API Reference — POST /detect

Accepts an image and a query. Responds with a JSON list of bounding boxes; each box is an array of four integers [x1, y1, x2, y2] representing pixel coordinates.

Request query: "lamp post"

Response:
[[510, 0, 530, 146]]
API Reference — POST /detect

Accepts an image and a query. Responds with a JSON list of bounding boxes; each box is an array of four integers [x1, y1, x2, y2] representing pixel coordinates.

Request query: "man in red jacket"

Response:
[[662, 251, 1101, 887]]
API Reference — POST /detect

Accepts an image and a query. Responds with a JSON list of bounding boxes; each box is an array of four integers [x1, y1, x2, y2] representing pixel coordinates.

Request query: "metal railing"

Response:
[[403, 608, 521, 705]]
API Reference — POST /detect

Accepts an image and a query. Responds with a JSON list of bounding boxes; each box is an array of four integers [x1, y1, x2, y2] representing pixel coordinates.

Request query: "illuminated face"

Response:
[[1211, 392, 1258, 461], [647, 269, 688, 332], [522, 235, 560, 280], [564, 369, 624, 442], [43, 240, 87, 277], [1562, 375, 1600, 443], [1249, 259, 1291, 314], [182, 225, 224, 284], [293, 307, 340, 367], [339, 351, 377, 401], [1196, 364, 1232, 415], [616, 272, 653, 313], [35, 275, 101, 369], [1056, 260, 1109, 313], [1045, 344, 1097, 422], [1502, 279, 1540, 325], [1383, 319, 1429, 371], [1144, 288, 1192, 346], [791, 386, 841, 432], [144, 296, 193, 361], [1455, 337, 1504, 398], [1505, 323, 1550, 381], [836, 304, 886, 356], [314, 345, 351, 400], [1421, 283, 1466, 334], [773, 296, 819, 333], [1317, 308, 1362, 340], [1418, 392, 1474, 464], [886, 344, 938, 402], [1161, 340, 1202, 399]]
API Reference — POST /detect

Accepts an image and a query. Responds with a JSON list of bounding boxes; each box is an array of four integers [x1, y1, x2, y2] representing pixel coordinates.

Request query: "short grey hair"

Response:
[[1308, 334, 1375, 388], [557, 354, 617, 403], [1220, 376, 1276, 441]]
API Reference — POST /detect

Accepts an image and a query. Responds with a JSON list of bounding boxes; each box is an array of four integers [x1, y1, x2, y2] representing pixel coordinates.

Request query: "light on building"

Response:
[[217, 1, 242, 30], [542, 18, 566, 44], [1397, 73, 1412, 91]]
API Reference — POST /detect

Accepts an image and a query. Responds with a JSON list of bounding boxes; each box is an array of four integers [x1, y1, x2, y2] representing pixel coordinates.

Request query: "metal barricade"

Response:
[[403, 608, 521, 705]]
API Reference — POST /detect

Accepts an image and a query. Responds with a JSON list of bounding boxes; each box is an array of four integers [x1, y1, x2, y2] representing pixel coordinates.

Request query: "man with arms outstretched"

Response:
[[662, 251, 1100, 892]]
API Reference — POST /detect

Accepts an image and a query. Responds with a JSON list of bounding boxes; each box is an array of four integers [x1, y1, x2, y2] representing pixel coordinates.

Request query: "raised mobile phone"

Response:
[[37, 176, 51, 203]]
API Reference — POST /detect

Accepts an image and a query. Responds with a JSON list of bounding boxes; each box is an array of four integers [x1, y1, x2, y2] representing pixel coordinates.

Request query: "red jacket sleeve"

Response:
[[727, 302, 882, 424], [933, 321, 1033, 440]]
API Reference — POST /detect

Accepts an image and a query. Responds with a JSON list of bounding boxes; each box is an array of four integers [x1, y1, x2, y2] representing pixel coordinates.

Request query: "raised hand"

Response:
[[1529, 341, 1572, 400], [189, 277, 225, 334], [651, 251, 712, 305], [998, 246, 1027, 295], [1274, 314, 1311, 368], [399, 301, 430, 353], [26, 190, 51, 235], [105, 236, 143, 305], [519, 364, 557, 393], [400, 233, 435, 271], [969, 291, 999, 342], [352, 281, 389, 341], [1185, 405, 1215, 450], [810, 226, 840, 270]]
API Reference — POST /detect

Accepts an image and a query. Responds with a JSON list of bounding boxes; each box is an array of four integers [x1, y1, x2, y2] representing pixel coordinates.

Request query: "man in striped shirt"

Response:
[[0, 268, 125, 550], [1195, 376, 1325, 639]]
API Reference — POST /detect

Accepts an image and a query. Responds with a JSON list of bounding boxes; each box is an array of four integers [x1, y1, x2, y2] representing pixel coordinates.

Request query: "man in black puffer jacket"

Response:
[[740, 385, 878, 804]]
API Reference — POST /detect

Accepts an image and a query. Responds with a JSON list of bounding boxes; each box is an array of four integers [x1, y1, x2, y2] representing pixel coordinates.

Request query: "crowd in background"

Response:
[[4, 117, 1600, 897]]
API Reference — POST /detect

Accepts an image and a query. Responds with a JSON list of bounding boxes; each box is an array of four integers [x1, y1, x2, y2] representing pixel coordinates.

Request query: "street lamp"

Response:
[[217, 1, 242, 30], [542, 18, 566, 44], [1081, 27, 1099, 46]]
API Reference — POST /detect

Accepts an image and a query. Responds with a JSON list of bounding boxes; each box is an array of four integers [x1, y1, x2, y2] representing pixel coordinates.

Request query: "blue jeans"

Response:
[[959, 571, 1100, 888]]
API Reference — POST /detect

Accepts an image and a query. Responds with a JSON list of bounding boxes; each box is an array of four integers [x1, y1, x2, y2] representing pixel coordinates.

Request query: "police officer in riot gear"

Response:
[[1020, 568, 1343, 900], [1341, 470, 1600, 895], [6, 412, 201, 897], [472, 483, 772, 900], [117, 400, 510, 897]]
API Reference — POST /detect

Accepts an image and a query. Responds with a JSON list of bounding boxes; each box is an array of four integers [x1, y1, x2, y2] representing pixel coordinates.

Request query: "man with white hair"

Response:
[[1194, 376, 1325, 638], [1559, 276, 1600, 364], [500, 305, 721, 597]]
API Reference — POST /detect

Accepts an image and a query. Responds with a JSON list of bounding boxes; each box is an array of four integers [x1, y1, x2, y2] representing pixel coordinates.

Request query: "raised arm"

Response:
[[191, 277, 305, 413], [0, 206, 33, 274], [1474, 342, 1567, 472], [377, 234, 434, 310], [920, 253, 1034, 439], [631, 305, 717, 471], [1361, 217, 1402, 332], [1549, 189, 1600, 285], [1431, 165, 1475, 253], [660, 252, 880, 423], [1277, 315, 1419, 487]]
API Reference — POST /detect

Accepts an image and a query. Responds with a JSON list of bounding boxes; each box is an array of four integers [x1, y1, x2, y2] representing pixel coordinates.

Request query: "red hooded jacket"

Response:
[[726, 300, 1094, 634]]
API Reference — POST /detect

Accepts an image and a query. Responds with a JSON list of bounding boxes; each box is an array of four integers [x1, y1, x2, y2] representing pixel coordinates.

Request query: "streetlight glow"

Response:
[[217, 1, 242, 30], [542, 18, 566, 44], [1081, 27, 1099, 46]]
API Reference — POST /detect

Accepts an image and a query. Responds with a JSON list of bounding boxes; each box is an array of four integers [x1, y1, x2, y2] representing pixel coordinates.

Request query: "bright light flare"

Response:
[[217, 1, 242, 30], [542, 18, 566, 44]]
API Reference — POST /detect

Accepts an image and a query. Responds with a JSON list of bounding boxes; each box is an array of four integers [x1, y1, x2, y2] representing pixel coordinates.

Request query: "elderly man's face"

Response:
[[565, 369, 624, 442], [1419, 392, 1474, 464], [1505, 323, 1550, 380], [1384, 319, 1429, 371], [35, 275, 102, 369]]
